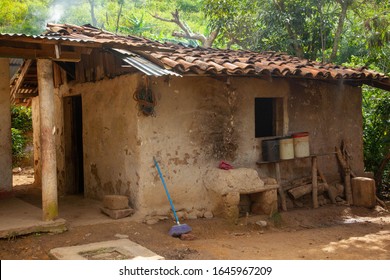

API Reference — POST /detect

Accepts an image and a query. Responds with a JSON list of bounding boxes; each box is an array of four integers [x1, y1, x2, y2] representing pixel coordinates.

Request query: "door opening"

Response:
[[64, 95, 84, 194]]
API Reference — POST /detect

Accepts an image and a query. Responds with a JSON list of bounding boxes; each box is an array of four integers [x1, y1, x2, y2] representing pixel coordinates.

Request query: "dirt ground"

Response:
[[1, 169, 390, 260]]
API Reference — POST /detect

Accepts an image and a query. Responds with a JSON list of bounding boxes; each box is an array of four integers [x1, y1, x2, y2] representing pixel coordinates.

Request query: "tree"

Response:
[[152, 9, 218, 47]]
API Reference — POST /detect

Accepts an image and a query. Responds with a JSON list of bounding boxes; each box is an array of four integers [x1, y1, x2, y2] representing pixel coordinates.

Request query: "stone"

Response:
[[203, 211, 213, 219], [186, 212, 198, 220], [223, 192, 240, 206], [180, 233, 196, 241], [255, 220, 268, 227], [100, 207, 134, 219], [263, 177, 277, 185], [203, 168, 265, 195], [145, 218, 159, 225], [250, 189, 277, 215], [175, 211, 186, 220], [103, 195, 129, 210], [352, 177, 376, 208], [114, 234, 129, 239], [224, 205, 239, 224]]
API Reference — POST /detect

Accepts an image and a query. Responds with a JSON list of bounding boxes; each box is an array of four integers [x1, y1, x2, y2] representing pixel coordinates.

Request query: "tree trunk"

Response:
[[274, 0, 304, 57], [375, 152, 390, 188], [330, 0, 351, 62], [88, 0, 98, 27], [115, 1, 124, 33]]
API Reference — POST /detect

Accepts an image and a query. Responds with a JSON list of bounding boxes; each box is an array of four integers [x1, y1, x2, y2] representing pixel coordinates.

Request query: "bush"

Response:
[[11, 128, 27, 162], [10, 105, 32, 166], [11, 105, 32, 133]]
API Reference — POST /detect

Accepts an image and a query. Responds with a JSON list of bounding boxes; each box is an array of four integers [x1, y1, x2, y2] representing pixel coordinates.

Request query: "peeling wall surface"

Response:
[[53, 73, 364, 216], [64, 75, 141, 208]]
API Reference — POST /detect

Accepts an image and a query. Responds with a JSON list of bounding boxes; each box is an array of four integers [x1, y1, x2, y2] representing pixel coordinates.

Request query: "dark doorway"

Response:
[[64, 96, 84, 194]]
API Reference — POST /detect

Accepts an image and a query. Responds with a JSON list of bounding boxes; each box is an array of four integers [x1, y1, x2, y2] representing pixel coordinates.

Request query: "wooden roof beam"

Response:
[[10, 59, 32, 99]]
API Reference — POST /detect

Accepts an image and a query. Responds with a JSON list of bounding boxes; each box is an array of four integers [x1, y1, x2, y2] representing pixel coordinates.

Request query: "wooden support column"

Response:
[[311, 156, 319, 208], [275, 162, 287, 211], [37, 59, 58, 221], [0, 58, 12, 193]]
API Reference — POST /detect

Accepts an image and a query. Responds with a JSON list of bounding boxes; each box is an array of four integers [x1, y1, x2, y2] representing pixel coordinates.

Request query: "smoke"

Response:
[[47, 3, 66, 23], [47, 0, 80, 24]]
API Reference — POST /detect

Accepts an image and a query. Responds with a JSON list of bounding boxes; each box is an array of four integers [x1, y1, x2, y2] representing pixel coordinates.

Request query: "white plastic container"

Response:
[[292, 132, 310, 158], [279, 137, 294, 160]]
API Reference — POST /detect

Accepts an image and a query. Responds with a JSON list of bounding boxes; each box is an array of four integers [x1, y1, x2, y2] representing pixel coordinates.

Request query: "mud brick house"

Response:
[[0, 24, 389, 221]]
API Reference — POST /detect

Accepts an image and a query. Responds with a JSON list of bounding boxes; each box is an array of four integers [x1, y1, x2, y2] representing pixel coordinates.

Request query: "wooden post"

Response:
[[345, 169, 353, 205], [275, 162, 287, 211], [312, 156, 319, 208], [37, 59, 58, 221], [0, 58, 13, 193]]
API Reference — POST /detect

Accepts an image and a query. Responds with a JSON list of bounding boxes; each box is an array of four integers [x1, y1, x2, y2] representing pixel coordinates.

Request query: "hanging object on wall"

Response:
[[133, 76, 156, 116]]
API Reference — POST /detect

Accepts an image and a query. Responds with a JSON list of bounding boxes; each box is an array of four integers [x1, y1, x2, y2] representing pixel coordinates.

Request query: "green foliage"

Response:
[[362, 86, 390, 188], [10, 106, 33, 165], [11, 106, 33, 133], [0, 0, 51, 34], [11, 128, 27, 163]]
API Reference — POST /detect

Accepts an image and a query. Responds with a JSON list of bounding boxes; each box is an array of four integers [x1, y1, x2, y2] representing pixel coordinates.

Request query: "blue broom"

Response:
[[153, 157, 192, 237]]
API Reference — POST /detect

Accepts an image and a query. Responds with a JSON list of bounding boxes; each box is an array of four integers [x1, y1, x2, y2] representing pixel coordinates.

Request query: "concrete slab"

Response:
[[49, 239, 165, 260], [0, 197, 67, 238]]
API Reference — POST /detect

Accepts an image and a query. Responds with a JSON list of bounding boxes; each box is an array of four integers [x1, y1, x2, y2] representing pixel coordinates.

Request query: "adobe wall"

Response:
[[51, 73, 364, 216], [60, 74, 142, 209], [136, 76, 289, 216], [287, 80, 364, 183], [136, 76, 364, 216]]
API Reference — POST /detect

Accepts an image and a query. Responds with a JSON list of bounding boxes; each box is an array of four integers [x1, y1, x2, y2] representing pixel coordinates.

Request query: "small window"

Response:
[[255, 98, 283, 137]]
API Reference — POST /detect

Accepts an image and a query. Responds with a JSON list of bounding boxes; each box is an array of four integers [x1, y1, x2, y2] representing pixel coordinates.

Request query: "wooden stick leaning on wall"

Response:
[[317, 168, 336, 204], [312, 156, 319, 208], [335, 146, 354, 205]]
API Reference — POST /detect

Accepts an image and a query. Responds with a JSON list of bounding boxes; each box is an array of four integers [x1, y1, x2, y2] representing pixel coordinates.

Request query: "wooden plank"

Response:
[[317, 168, 336, 204], [0, 46, 81, 61], [312, 156, 319, 208], [10, 59, 32, 99]]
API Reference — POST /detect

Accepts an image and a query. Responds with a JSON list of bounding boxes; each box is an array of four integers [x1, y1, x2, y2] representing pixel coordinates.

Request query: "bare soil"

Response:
[[1, 169, 390, 260]]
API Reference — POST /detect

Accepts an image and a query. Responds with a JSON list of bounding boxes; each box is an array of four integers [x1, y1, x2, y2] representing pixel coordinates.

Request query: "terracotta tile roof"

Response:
[[2, 23, 389, 91]]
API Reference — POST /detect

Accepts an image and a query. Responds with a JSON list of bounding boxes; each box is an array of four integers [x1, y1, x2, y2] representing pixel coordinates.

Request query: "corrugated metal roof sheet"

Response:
[[110, 48, 180, 77]]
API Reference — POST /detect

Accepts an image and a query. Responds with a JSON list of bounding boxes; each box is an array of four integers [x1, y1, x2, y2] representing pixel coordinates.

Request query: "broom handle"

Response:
[[153, 157, 180, 225]]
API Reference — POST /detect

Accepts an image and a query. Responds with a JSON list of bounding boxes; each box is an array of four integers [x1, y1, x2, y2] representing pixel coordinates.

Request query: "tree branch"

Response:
[[151, 9, 218, 48]]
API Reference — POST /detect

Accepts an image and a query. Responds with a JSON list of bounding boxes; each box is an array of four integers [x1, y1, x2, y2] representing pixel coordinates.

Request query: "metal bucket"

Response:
[[262, 138, 280, 162]]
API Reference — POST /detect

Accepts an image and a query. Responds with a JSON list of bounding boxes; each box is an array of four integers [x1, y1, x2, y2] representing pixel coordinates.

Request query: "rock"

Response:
[[175, 211, 186, 220], [180, 233, 196, 241], [224, 205, 239, 224], [194, 209, 204, 218], [223, 192, 240, 206], [102, 195, 129, 210], [263, 177, 277, 185], [203, 168, 265, 195], [100, 207, 134, 219], [255, 220, 268, 227], [114, 234, 129, 239], [12, 167, 22, 174], [186, 212, 198, 220], [145, 218, 159, 225], [157, 215, 169, 221], [250, 190, 277, 215], [203, 211, 213, 219]]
